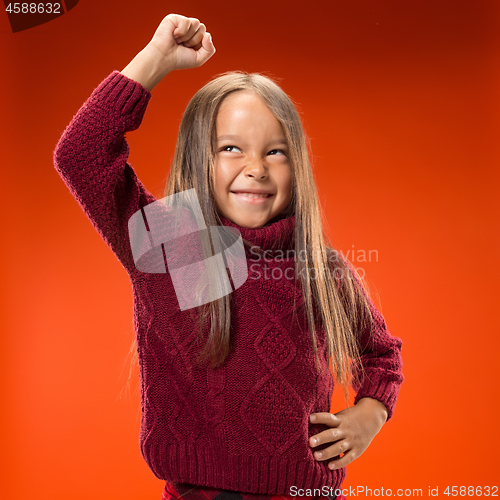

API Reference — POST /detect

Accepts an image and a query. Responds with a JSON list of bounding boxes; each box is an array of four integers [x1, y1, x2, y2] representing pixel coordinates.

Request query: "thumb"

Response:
[[196, 32, 216, 64]]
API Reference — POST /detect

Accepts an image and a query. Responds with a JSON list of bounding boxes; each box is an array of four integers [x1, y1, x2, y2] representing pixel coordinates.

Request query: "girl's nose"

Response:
[[244, 158, 268, 180]]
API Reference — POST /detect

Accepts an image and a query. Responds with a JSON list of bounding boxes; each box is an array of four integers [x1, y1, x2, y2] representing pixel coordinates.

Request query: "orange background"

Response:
[[1, 1, 499, 499]]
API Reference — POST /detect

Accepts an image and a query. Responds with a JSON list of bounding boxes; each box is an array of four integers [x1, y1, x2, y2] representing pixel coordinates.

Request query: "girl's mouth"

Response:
[[231, 192, 273, 204]]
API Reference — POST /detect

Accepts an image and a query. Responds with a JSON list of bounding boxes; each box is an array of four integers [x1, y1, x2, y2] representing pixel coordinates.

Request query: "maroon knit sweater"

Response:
[[53, 71, 404, 495]]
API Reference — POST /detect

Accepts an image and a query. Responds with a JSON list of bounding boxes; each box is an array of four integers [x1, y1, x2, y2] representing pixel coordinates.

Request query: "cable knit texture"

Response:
[[53, 71, 404, 495]]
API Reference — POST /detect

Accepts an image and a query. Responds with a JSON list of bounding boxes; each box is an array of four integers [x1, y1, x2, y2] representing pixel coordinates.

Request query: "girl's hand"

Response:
[[147, 13, 216, 72], [309, 397, 388, 470], [121, 14, 216, 91]]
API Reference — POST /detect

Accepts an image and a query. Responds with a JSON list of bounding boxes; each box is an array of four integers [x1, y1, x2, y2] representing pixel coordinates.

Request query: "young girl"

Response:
[[53, 13, 403, 500]]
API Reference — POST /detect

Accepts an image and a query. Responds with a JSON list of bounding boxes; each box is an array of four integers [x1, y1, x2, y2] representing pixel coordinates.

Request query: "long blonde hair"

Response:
[[141, 70, 376, 406]]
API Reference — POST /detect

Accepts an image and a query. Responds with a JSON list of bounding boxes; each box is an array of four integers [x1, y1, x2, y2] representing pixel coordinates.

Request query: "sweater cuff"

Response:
[[353, 370, 402, 421], [87, 70, 152, 131]]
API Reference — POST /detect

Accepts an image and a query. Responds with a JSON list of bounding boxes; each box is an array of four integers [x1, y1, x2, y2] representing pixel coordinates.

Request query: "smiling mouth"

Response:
[[232, 192, 272, 199], [231, 192, 274, 204]]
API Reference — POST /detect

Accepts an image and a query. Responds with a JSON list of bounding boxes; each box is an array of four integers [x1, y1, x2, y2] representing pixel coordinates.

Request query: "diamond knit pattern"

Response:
[[53, 70, 404, 495]]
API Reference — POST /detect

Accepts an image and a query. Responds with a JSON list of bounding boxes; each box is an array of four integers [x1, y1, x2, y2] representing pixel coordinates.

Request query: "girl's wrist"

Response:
[[356, 397, 388, 427], [120, 45, 173, 91]]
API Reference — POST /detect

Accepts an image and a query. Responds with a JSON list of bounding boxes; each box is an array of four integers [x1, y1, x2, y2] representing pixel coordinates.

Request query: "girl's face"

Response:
[[213, 91, 293, 229]]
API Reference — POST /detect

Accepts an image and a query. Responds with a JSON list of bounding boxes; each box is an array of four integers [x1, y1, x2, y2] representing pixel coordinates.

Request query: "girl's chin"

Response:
[[225, 212, 272, 229]]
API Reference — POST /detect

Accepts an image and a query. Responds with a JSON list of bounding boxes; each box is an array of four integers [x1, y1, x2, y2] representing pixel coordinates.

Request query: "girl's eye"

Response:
[[221, 145, 241, 153], [268, 149, 287, 156], [220, 146, 287, 156]]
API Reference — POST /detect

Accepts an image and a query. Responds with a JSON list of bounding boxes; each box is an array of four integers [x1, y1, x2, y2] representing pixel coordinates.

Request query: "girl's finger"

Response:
[[310, 412, 342, 427], [309, 426, 344, 449], [176, 17, 200, 43], [313, 438, 350, 461], [172, 16, 190, 40], [172, 20, 188, 41], [327, 449, 357, 470], [183, 24, 207, 49]]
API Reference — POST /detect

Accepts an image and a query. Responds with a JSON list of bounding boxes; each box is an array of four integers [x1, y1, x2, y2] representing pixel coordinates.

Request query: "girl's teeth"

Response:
[[238, 193, 269, 198]]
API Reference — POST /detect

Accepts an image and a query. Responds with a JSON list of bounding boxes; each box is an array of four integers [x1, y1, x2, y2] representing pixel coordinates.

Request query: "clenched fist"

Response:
[[148, 13, 216, 72], [121, 13, 216, 91]]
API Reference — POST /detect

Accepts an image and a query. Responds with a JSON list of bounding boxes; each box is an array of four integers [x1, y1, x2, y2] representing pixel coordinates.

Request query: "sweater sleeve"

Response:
[[345, 262, 404, 421], [53, 70, 157, 276]]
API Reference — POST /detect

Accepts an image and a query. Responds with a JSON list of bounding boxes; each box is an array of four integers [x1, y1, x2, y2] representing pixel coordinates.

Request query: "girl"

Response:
[[53, 13, 403, 500]]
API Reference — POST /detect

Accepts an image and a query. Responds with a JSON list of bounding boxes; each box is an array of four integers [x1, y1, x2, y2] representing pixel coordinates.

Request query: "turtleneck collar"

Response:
[[218, 213, 296, 252]]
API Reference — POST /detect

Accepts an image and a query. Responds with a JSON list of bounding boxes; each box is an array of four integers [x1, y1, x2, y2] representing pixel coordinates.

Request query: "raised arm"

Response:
[[53, 14, 216, 276], [53, 70, 155, 275]]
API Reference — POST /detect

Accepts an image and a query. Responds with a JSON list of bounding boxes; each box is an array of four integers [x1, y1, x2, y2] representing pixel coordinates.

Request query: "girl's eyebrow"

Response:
[[217, 134, 288, 146]]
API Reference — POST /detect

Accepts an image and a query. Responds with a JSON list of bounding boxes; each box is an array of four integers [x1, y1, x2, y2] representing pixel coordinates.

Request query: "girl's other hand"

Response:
[[147, 13, 216, 72], [308, 397, 388, 470]]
